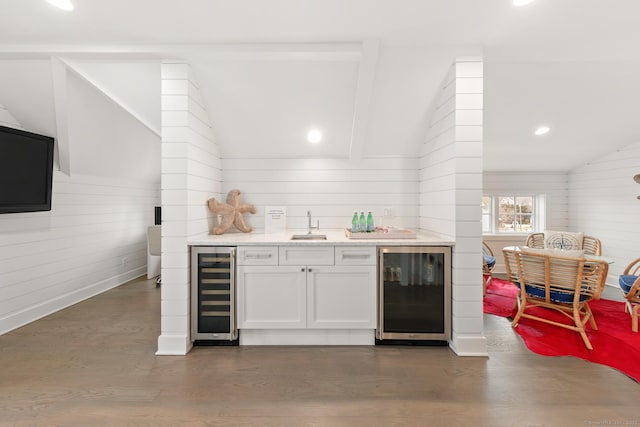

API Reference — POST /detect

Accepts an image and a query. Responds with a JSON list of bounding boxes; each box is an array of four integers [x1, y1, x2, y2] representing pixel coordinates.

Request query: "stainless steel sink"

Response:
[[290, 234, 327, 240]]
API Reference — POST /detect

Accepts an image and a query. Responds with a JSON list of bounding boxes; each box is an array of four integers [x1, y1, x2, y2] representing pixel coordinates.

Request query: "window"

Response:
[[483, 194, 545, 234], [482, 196, 492, 233]]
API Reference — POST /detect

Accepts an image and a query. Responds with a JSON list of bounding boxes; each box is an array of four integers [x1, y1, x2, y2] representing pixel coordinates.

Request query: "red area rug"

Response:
[[484, 277, 640, 382]]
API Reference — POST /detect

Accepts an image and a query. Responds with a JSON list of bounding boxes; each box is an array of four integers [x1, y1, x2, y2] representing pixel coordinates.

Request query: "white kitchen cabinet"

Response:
[[237, 246, 278, 265], [278, 246, 334, 265], [334, 246, 376, 266], [237, 245, 376, 331], [237, 265, 306, 329], [307, 265, 376, 329]]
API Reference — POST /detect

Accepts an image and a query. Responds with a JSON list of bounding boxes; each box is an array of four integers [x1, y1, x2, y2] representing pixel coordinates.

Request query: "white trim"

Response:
[[449, 335, 489, 357], [0, 268, 145, 335], [349, 39, 379, 161], [51, 56, 71, 175], [156, 334, 193, 355]]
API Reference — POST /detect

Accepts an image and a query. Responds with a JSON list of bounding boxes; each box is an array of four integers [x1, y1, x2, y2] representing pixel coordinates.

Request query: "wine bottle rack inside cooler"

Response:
[[190, 246, 238, 342]]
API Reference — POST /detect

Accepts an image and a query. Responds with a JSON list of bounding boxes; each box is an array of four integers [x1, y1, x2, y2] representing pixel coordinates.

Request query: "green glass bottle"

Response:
[[358, 211, 366, 232], [366, 211, 374, 232], [351, 211, 358, 233]]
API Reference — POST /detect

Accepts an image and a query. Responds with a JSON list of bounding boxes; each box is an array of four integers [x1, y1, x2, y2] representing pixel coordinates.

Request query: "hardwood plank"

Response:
[[0, 276, 637, 426]]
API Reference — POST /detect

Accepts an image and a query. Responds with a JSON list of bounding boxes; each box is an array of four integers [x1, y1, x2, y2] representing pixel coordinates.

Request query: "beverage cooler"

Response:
[[377, 246, 451, 343], [190, 246, 238, 344]]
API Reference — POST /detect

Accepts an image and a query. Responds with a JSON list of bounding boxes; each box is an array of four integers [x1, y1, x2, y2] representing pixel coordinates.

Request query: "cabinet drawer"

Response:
[[335, 246, 377, 266], [237, 246, 278, 265], [279, 246, 334, 265]]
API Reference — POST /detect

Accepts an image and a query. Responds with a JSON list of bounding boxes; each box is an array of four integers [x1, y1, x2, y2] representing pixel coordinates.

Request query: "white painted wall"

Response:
[[0, 60, 56, 138], [63, 59, 161, 134], [419, 64, 456, 240], [221, 157, 419, 232], [568, 141, 640, 288], [0, 88, 159, 334], [420, 58, 486, 356], [0, 103, 24, 130], [66, 71, 159, 182], [157, 62, 222, 355]]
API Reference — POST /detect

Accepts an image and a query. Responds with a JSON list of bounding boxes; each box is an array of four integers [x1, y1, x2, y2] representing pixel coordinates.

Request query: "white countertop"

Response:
[[188, 229, 454, 246]]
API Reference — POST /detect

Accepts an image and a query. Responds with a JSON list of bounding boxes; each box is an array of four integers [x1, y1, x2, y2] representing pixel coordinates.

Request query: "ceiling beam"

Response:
[[349, 39, 379, 161], [0, 43, 363, 61], [50, 57, 71, 175]]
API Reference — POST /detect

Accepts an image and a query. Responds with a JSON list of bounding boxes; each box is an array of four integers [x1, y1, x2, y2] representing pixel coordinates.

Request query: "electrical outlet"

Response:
[[121, 257, 128, 268]]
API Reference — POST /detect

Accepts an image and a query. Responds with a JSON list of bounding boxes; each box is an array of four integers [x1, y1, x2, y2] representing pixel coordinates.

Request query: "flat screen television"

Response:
[[0, 125, 55, 214]]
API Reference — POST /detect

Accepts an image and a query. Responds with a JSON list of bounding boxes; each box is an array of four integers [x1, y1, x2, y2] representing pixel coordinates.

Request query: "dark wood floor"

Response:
[[0, 276, 637, 427]]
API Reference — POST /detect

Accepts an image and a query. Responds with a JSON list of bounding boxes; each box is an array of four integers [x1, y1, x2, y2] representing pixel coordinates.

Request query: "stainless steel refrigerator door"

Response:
[[377, 246, 451, 341]]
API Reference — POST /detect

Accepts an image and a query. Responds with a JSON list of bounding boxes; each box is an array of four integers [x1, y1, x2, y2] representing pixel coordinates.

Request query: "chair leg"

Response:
[[578, 330, 593, 350], [511, 297, 526, 327], [584, 304, 597, 331], [632, 305, 639, 333], [574, 310, 593, 350], [483, 274, 491, 296]]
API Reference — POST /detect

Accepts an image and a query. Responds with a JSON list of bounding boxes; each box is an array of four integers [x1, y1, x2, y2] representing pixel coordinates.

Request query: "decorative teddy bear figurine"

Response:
[[207, 189, 256, 235]]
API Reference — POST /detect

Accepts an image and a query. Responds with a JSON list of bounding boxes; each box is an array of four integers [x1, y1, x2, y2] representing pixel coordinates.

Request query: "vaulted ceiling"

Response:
[[1, 0, 640, 172]]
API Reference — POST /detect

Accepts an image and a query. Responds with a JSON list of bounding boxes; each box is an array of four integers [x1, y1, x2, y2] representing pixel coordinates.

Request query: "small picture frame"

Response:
[[265, 206, 286, 234]]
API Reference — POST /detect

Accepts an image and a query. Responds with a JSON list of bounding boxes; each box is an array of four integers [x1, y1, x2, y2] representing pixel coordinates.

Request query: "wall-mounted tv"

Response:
[[0, 125, 55, 214]]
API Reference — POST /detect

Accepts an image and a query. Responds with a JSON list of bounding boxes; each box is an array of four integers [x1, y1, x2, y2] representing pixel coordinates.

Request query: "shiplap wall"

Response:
[[568, 141, 640, 287], [420, 59, 485, 356], [157, 62, 222, 355], [419, 64, 456, 239], [0, 105, 158, 335], [221, 158, 419, 232], [483, 171, 569, 273]]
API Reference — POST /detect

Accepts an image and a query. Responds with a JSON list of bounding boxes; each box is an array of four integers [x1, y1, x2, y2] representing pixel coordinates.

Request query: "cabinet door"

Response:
[[237, 266, 306, 329], [306, 265, 376, 329]]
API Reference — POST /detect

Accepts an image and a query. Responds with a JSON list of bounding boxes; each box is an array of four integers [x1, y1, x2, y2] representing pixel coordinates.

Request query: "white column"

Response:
[[419, 58, 486, 356], [157, 62, 221, 355]]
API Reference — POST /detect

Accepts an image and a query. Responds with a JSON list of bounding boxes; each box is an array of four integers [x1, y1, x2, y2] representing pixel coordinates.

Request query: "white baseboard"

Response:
[[156, 333, 193, 355], [449, 334, 489, 357], [0, 267, 146, 336]]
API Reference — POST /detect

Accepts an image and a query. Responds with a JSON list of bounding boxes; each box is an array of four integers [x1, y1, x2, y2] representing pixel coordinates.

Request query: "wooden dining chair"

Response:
[[525, 232, 545, 249], [502, 246, 520, 286], [512, 250, 608, 350], [582, 235, 602, 256], [618, 257, 640, 332], [482, 241, 496, 296]]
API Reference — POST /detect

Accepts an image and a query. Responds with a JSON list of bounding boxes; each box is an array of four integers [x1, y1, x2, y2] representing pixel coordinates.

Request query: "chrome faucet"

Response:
[[307, 210, 319, 234]]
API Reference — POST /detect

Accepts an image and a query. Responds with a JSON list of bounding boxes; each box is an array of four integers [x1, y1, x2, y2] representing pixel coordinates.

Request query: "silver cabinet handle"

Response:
[[301, 268, 305, 272], [308, 268, 313, 272]]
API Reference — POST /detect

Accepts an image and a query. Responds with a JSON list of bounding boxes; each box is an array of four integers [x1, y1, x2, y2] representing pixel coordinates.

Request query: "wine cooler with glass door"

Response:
[[190, 246, 239, 344], [377, 246, 451, 343]]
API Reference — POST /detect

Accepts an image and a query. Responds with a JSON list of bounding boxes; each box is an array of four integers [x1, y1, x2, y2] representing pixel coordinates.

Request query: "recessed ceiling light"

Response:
[[534, 126, 550, 136], [47, 0, 74, 11], [307, 129, 322, 144], [513, 0, 535, 6]]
